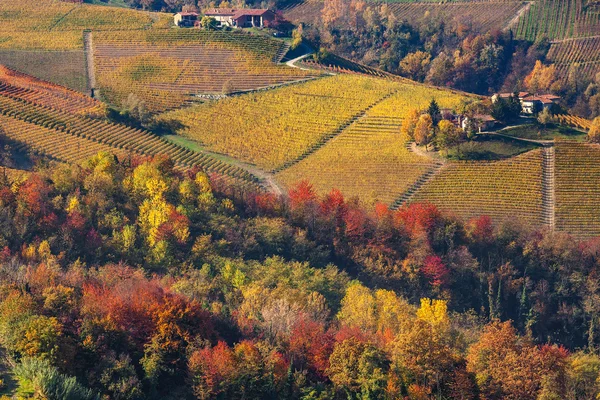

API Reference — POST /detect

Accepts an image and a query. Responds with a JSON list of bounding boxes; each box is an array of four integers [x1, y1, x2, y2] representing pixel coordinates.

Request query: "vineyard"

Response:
[[0, 74, 261, 191], [158, 75, 405, 171], [408, 150, 545, 226], [514, 0, 600, 40], [547, 37, 600, 83], [0, 0, 171, 50], [555, 114, 592, 130], [0, 50, 87, 92], [555, 141, 600, 237], [284, 0, 527, 33], [93, 30, 315, 112], [0, 65, 105, 117]]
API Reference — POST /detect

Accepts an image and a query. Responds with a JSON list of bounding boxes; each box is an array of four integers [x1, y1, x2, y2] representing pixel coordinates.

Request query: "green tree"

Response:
[[327, 338, 389, 398]]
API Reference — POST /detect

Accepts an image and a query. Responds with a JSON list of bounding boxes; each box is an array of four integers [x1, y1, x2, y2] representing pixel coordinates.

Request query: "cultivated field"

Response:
[[285, 0, 527, 33], [0, 51, 88, 92], [547, 37, 600, 83], [408, 150, 545, 226], [0, 0, 171, 50], [93, 30, 315, 112], [514, 0, 600, 40], [158, 75, 405, 171], [274, 83, 466, 205], [0, 70, 261, 191], [555, 141, 600, 238]]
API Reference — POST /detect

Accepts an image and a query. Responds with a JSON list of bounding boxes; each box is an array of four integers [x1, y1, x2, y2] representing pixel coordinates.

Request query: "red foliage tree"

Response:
[[395, 202, 441, 236], [289, 317, 335, 378], [421, 255, 450, 287], [288, 180, 317, 211]]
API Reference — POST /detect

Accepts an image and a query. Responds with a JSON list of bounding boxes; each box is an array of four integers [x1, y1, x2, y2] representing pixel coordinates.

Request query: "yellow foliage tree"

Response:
[[588, 117, 600, 143], [416, 298, 449, 328], [401, 109, 421, 140], [414, 114, 434, 148]]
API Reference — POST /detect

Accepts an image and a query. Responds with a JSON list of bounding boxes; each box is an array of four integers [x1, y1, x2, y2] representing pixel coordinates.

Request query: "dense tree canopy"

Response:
[[1, 154, 600, 398]]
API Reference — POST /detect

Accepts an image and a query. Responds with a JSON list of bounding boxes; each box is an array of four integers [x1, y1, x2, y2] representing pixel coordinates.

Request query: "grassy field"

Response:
[[446, 135, 541, 161], [499, 124, 588, 142], [0, 50, 88, 92]]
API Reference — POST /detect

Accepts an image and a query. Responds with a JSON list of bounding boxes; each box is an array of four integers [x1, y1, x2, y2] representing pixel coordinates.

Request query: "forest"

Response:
[[1, 152, 600, 399]]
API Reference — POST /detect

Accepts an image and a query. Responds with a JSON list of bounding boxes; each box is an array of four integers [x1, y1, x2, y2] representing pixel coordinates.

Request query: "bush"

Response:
[[14, 358, 99, 400]]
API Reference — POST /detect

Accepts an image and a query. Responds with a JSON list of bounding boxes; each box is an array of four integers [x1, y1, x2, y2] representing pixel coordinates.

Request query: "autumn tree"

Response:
[[588, 117, 600, 143], [414, 114, 434, 149], [525, 61, 558, 94], [467, 321, 565, 400], [400, 51, 431, 82], [402, 108, 421, 140], [326, 337, 389, 398]]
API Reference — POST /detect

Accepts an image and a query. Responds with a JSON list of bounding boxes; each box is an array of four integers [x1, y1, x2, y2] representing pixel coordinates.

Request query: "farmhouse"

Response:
[[492, 92, 560, 114], [174, 12, 199, 27], [460, 114, 497, 133], [204, 8, 275, 28], [521, 94, 561, 114]]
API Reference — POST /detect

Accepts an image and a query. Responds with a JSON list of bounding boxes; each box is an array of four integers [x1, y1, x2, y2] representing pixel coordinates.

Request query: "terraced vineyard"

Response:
[[93, 30, 315, 112], [555, 141, 600, 238], [0, 65, 105, 116], [514, 0, 600, 40], [547, 37, 600, 82], [159, 75, 405, 171], [0, 84, 261, 191], [408, 150, 545, 226], [285, 0, 527, 33], [0, 0, 171, 50], [276, 85, 467, 205]]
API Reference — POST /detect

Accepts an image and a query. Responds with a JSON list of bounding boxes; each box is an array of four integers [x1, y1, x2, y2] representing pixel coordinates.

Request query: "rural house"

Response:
[[521, 94, 560, 114], [460, 114, 497, 133], [174, 12, 199, 27], [204, 8, 275, 28], [492, 92, 560, 115]]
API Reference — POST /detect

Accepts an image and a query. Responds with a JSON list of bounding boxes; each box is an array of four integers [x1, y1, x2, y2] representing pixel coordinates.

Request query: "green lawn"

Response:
[[445, 135, 540, 161], [500, 124, 588, 142]]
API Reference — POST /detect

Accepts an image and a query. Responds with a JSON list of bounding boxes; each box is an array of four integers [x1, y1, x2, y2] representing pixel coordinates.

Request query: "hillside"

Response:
[[93, 30, 316, 112], [158, 75, 406, 171], [284, 0, 527, 33], [0, 67, 261, 191], [275, 82, 466, 205]]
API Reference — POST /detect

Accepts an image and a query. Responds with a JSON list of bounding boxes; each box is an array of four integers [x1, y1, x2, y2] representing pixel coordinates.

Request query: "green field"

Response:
[[499, 124, 588, 141]]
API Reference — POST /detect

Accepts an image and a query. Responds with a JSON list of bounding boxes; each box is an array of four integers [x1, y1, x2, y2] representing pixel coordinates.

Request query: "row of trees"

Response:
[[3, 153, 600, 397]]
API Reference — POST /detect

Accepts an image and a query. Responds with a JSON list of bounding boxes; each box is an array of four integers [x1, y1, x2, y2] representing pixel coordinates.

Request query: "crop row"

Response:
[[93, 31, 315, 112], [0, 93, 260, 189], [275, 85, 467, 205], [555, 141, 600, 237], [0, 65, 104, 116], [158, 75, 405, 171], [555, 114, 591, 130], [514, 0, 600, 40], [0, 0, 171, 50], [409, 150, 545, 226], [547, 37, 600, 83]]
